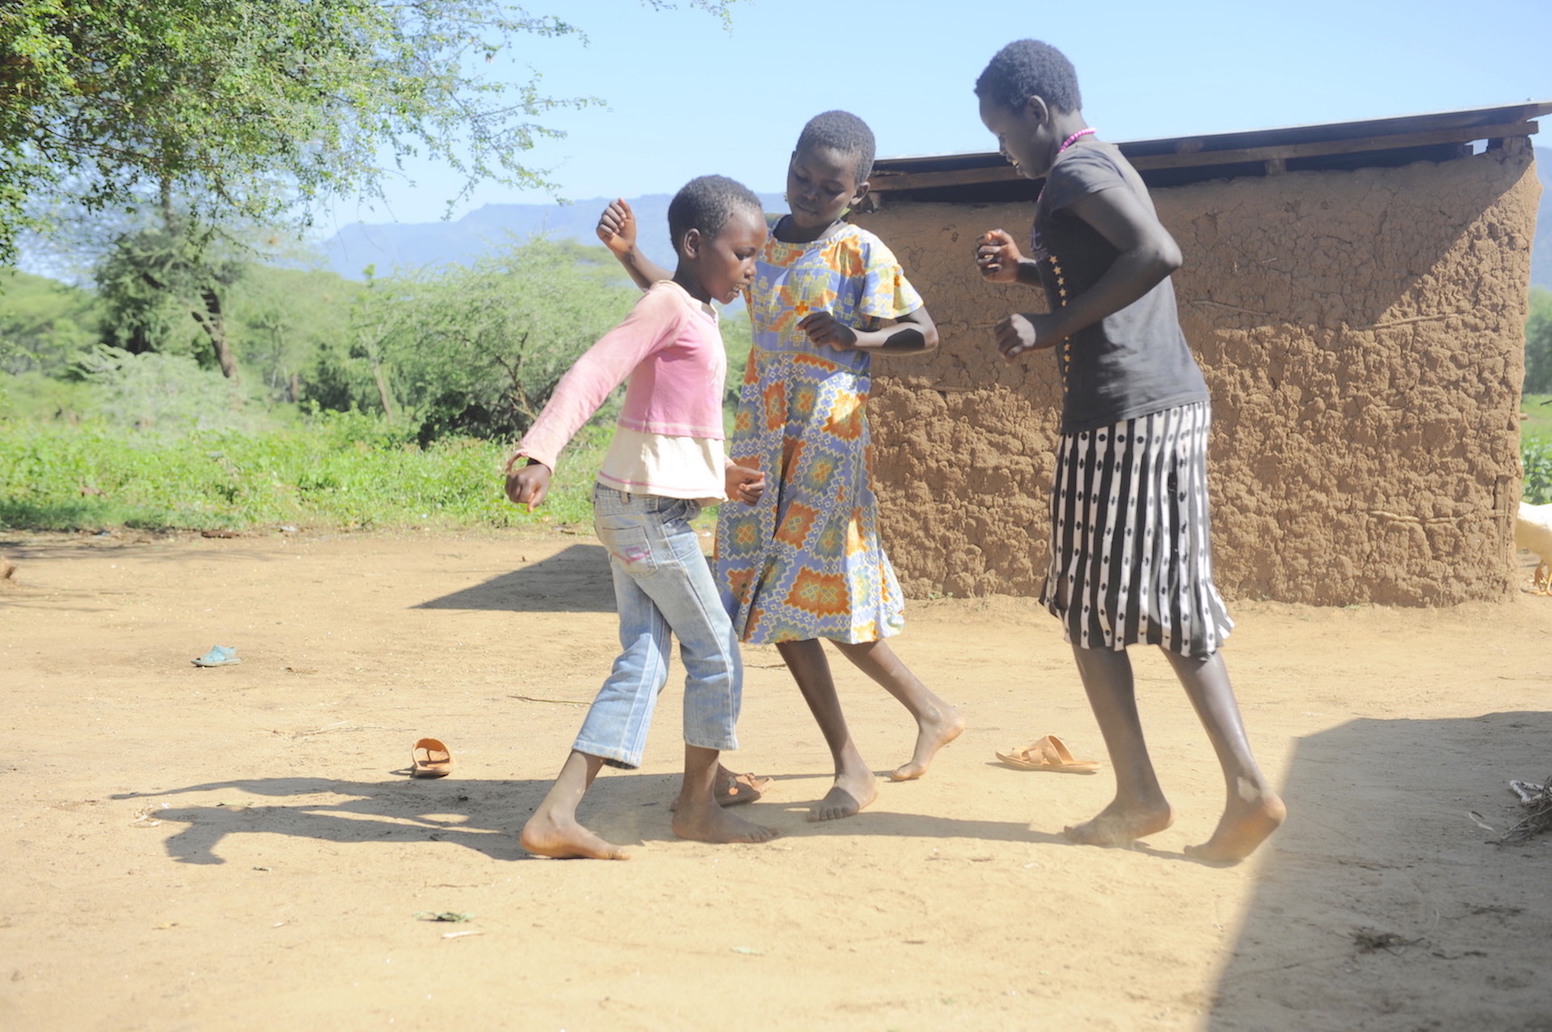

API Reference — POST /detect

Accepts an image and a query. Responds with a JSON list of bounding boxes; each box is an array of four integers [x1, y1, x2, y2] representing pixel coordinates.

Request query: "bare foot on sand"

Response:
[[520, 811, 630, 860], [1185, 790, 1287, 864], [888, 706, 966, 781], [809, 769, 878, 822], [1063, 799, 1175, 847], [672, 800, 780, 844]]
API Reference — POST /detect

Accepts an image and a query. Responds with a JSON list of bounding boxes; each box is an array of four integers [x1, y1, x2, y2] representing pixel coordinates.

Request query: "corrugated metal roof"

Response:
[[867, 101, 1552, 202]]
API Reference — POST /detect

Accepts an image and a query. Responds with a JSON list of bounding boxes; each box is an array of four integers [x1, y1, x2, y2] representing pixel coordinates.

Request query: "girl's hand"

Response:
[[994, 312, 1061, 360], [797, 310, 858, 350], [725, 462, 765, 505], [596, 199, 637, 259], [504, 458, 552, 511], [975, 229, 1024, 283]]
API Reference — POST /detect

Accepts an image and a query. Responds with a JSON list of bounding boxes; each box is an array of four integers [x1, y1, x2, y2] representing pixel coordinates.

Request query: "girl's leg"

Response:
[[520, 750, 628, 860], [626, 501, 776, 845], [1163, 650, 1285, 862], [567, 559, 671, 767], [1064, 644, 1175, 846], [572, 490, 678, 770], [521, 488, 671, 861], [639, 502, 740, 760], [775, 638, 878, 821], [672, 745, 780, 845], [832, 640, 964, 781]]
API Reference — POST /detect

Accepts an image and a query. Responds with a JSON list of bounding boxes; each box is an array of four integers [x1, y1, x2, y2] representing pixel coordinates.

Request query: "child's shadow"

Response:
[[113, 772, 822, 864], [113, 772, 1103, 864], [112, 776, 556, 864], [753, 773, 1076, 847]]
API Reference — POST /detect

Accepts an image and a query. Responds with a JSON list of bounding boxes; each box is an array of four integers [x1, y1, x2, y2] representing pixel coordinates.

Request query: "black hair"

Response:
[[974, 39, 1082, 114], [795, 110, 877, 183], [667, 174, 764, 253]]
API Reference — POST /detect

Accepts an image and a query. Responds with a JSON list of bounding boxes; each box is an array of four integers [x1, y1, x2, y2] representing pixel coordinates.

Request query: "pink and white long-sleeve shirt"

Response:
[[513, 280, 728, 501]]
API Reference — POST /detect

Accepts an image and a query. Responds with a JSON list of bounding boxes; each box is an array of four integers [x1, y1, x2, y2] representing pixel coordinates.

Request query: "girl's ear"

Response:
[[850, 180, 871, 209], [1023, 94, 1052, 126], [680, 227, 703, 259]]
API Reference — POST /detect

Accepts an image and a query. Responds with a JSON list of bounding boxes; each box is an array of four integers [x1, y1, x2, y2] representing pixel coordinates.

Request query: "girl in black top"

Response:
[[973, 39, 1284, 863]]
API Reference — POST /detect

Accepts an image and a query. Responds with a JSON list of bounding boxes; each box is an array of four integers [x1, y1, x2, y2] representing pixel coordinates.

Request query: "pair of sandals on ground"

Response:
[[408, 734, 1099, 796]]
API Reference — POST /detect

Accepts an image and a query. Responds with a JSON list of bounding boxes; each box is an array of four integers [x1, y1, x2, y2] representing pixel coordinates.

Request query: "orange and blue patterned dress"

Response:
[[716, 218, 923, 644]]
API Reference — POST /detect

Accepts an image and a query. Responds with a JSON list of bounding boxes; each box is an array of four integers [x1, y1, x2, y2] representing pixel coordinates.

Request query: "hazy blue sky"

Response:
[[322, 0, 1550, 228]]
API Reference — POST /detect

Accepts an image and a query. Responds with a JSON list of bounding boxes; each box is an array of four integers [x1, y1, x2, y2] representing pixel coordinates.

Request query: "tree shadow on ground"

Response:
[[1207, 710, 1552, 1031]]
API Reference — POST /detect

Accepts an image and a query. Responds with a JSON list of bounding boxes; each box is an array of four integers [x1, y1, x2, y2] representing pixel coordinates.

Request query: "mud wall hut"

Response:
[[855, 103, 1550, 606]]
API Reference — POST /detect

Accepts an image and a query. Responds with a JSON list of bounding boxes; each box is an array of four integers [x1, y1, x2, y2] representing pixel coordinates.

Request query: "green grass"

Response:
[[0, 413, 614, 533], [6, 388, 1550, 531]]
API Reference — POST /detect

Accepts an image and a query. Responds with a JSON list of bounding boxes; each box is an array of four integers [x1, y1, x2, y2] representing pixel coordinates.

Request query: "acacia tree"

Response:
[[1, 0, 735, 373], [2, 1, 736, 255], [92, 191, 247, 376]]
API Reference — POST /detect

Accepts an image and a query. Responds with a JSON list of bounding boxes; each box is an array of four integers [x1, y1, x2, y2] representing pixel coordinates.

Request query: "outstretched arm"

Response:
[[994, 188, 1182, 360], [503, 287, 681, 496], [597, 198, 674, 290]]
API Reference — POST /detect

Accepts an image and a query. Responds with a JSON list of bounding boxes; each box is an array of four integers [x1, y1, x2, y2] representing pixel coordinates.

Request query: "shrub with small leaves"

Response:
[[1522, 437, 1552, 504]]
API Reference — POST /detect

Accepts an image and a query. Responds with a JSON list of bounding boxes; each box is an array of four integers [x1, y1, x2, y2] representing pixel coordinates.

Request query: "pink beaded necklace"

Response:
[[1037, 128, 1096, 206], [1057, 127, 1097, 153]]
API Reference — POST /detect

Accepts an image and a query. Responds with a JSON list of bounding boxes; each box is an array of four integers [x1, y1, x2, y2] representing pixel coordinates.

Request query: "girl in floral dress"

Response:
[[599, 111, 963, 821]]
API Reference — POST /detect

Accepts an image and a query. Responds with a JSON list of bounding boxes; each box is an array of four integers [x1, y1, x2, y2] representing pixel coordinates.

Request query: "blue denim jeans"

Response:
[[573, 485, 741, 769]]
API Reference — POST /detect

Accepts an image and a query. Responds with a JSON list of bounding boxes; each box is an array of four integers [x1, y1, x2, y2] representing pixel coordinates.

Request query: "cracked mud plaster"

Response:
[[857, 148, 1541, 605]]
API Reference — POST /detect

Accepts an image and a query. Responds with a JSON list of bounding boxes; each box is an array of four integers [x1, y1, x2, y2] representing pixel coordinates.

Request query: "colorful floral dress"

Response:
[[716, 218, 923, 644]]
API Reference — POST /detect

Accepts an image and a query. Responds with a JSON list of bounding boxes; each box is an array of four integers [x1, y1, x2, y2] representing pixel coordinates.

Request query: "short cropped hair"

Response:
[[667, 174, 764, 252], [975, 40, 1082, 114], [795, 110, 877, 183]]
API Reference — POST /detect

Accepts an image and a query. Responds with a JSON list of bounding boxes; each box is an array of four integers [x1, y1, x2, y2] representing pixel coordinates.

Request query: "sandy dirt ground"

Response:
[[1, 528, 1549, 1032]]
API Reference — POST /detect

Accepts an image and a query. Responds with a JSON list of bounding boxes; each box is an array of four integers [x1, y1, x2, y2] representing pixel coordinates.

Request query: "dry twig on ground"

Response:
[[1503, 778, 1552, 843]]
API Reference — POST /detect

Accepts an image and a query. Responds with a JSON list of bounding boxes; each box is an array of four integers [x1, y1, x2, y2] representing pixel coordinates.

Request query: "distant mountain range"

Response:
[[323, 175, 1552, 289], [319, 193, 784, 279]]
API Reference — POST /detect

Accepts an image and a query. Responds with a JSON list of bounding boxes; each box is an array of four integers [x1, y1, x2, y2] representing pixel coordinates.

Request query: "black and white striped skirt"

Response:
[[1040, 401, 1233, 658]]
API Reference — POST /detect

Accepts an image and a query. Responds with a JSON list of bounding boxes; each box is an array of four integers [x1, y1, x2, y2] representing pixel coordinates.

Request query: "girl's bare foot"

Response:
[[888, 706, 966, 781], [810, 768, 878, 822], [1185, 787, 1286, 863], [1063, 798, 1175, 847], [671, 798, 779, 844], [520, 810, 629, 860]]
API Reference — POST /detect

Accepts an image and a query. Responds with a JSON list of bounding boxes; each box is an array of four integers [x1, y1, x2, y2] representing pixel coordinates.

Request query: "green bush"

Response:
[[319, 239, 640, 445], [1526, 288, 1552, 395], [1523, 437, 1552, 505], [0, 269, 102, 377], [71, 345, 264, 435]]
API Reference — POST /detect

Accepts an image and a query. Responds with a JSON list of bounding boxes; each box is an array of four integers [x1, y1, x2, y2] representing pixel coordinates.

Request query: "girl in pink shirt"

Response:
[[505, 176, 777, 860]]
